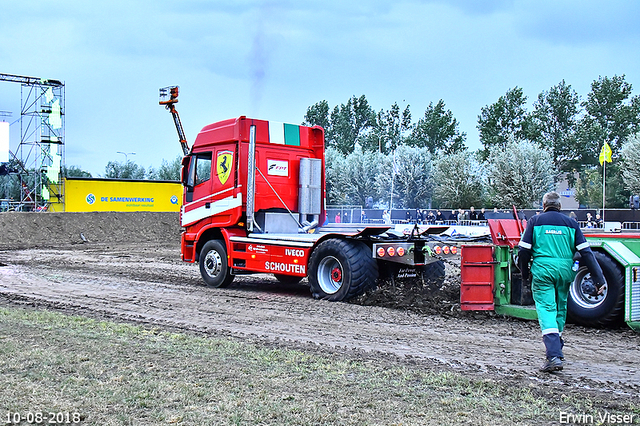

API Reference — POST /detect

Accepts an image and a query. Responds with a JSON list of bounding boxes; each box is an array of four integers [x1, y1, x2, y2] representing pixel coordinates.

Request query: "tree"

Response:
[[527, 80, 581, 172], [486, 138, 555, 209], [478, 87, 528, 160], [574, 167, 603, 209], [432, 151, 484, 209], [303, 100, 331, 134], [148, 156, 182, 181], [341, 148, 384, 206], [371, 103, 412, 154], [324, 147, 347, 205], [375, 145, 432, 209], [621, 133, 640, 193], [63, 165, 92, 178], [104, 161, 146, 179], [581, 75, 640, 157], [408, 99, 466, 154], [572, 75, 640, 208], [327, 95, 376, 154]]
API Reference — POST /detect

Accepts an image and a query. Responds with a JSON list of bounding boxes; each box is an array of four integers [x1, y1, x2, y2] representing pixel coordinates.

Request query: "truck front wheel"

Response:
[[567, 251, 625, 327], [199, 240, 234, 288], [308, 239, 378, 301]]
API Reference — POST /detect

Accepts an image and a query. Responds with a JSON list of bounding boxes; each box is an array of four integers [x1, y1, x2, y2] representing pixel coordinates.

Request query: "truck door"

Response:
[[185, 152, 212, 203]]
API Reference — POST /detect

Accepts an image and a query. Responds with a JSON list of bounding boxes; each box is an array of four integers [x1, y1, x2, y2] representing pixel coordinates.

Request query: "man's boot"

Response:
[[540, 333, 564, 372]]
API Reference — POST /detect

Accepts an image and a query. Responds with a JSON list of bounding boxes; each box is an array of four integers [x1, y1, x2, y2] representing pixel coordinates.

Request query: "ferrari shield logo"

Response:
[[216, 151, 233, 185]]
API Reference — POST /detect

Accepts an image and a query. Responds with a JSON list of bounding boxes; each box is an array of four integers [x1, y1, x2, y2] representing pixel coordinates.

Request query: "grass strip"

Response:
[[0, 306, 636, 425]]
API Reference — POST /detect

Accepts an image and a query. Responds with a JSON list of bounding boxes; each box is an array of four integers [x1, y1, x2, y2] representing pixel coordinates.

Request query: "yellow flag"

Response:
[[599, 142, 612, 166]]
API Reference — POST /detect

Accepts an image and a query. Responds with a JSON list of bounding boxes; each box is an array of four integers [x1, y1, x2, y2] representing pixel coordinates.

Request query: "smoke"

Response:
[[250, 1, 283, 116]]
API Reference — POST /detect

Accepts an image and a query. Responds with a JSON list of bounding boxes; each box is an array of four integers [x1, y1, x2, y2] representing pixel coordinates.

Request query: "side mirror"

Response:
[[181, 156, 192, 188]]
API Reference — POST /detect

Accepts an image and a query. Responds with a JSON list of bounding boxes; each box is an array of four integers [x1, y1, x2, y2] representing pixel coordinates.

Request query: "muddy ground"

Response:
[[0, 212, 639, 406]]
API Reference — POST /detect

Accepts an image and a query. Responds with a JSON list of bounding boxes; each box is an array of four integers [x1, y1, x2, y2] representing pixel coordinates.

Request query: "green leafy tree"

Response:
[[324, 147, 347, 205], [303, 100, 331, 135], [104, 161, 146, 179], [432, 151, 484, 209], [328, 95, 376, 155], [574, 163, 628, 209], [486, 138, 555, 209], [0, 176, 19, 201], [148, 156, 182, 181], [376, 145, 432, 209], [574, 167, 603, 208], [573, 75, 640, 207], [527, 80, 581, 172], [478, 87, 528, 160], [621, 133, 640, 193], [581, 75, 640, 158], [63, 165, 92, 178], [0, 159, 21, 200], [408, 99, 466, 154], [342, 148, 384, 206], [372, 103, 412, 154]]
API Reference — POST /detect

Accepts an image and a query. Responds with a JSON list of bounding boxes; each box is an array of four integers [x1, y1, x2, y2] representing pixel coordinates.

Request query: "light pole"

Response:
[[117, 151, 136, 162]]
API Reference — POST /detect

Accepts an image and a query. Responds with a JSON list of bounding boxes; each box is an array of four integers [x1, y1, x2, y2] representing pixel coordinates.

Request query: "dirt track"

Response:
[[0, 212, 639, 405], [1, 250, 639, 400]]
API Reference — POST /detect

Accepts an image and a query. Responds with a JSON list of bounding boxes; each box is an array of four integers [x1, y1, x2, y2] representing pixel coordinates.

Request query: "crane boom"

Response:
[[159, 86, 190, 155]]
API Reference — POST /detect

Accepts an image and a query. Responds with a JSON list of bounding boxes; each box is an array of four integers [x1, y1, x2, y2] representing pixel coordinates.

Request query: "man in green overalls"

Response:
[[518, 192, 605, 372]]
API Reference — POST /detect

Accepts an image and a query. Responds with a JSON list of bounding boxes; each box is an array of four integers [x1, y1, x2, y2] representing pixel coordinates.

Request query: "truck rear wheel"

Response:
[[199, 240, 234, 288], [567, 252, 625, 327], [309, 238, 378, 301]]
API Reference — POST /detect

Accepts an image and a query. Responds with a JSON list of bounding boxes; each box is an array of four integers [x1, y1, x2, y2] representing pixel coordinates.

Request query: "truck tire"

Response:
[[567, 252, 625, 327], [308, 238, 378, 301], [199, 240, 234, 288]]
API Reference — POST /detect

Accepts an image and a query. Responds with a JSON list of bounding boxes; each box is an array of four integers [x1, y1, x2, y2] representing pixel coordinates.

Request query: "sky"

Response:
[[1, 0, 639, 176]]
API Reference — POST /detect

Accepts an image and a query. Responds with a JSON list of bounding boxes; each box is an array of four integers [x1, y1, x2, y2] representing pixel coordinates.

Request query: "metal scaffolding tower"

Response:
[[0, 73, 65, 211]]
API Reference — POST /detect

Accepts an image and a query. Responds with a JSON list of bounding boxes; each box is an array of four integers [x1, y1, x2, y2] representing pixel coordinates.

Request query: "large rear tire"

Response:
[[308, 238, 378, 301], [199, 240, 234, 288], [567, 251, 625, 327]]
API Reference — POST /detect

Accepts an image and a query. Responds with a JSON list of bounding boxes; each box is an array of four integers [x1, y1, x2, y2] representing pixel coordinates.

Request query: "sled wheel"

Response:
[[309, 238, 378, 301], [199, 240, 234, 288], [567, 252, 625, 327]]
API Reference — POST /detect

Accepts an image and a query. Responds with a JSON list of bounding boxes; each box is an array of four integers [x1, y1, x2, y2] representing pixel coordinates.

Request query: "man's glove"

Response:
[[517, 250, 531, 282], [593, 275, 606, 295], [584, 280, 601, 297]]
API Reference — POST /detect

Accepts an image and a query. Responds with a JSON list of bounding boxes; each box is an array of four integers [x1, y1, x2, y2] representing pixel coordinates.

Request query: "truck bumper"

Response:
[[181, 232, 196, 263]]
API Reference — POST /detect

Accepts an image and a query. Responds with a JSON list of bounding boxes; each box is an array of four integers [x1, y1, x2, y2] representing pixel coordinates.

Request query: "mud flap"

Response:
[[377, 262, 445, 287]]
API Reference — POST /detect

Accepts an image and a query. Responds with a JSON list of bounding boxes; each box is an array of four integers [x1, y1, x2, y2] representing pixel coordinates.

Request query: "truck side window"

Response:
[[194, 153, 212, 186]]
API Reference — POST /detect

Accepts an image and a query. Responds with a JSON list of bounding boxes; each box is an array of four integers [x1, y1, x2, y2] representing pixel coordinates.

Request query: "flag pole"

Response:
[[602, 158, 606, 222], [599, 141, 611, 222]]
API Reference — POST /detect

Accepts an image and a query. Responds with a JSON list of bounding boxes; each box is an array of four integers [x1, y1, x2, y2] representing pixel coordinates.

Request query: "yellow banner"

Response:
[[49, 178, 182, 212]]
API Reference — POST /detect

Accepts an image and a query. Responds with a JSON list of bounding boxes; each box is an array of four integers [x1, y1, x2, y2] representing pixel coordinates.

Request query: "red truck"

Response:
[[160, 87, 455, 300]]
